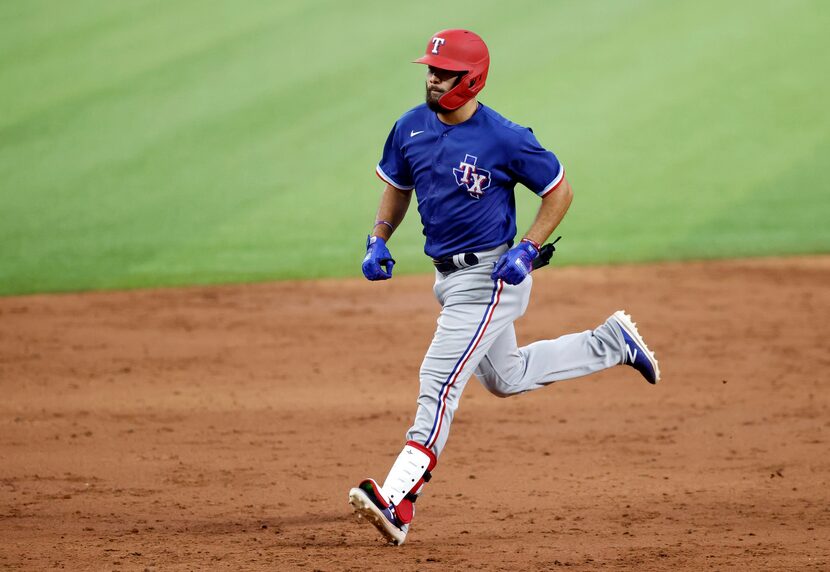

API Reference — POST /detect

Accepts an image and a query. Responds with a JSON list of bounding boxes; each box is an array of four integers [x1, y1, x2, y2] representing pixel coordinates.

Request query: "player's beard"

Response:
[[425, 86, 449, 113], [425, 74, 463, 113]]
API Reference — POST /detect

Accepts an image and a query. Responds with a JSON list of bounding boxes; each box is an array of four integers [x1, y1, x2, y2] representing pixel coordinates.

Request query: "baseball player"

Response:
[[348, 29, 660, 546]]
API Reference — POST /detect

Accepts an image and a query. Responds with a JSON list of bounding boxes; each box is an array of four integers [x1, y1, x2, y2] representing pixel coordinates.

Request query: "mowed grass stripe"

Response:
[[0, 0, 827, 295]]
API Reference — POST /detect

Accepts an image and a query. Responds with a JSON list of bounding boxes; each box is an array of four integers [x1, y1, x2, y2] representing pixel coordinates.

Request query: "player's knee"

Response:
[[479, 374, 519, 398], [419, 359, 443, 384], [478, 359, 527, 397], [488, 386, 513, 398]]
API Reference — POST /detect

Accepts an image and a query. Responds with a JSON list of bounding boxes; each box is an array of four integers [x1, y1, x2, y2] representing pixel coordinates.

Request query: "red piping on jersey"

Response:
[[539, 167, 566, 198], [375, 167, 410, 191]]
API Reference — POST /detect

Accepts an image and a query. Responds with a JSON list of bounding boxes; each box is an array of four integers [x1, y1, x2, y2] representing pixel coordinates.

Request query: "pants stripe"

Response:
[[424, 279, 504, 449]]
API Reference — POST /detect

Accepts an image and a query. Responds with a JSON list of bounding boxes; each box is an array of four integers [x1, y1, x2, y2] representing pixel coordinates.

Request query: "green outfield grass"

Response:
[[1, 0, 827, 295]]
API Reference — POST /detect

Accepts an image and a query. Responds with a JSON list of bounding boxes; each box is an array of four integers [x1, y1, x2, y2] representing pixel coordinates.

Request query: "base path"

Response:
[[1, 257, 828, 571]]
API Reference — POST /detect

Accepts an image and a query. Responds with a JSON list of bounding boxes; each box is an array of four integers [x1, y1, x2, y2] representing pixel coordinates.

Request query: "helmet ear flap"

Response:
[[437, 68, 488, 111]]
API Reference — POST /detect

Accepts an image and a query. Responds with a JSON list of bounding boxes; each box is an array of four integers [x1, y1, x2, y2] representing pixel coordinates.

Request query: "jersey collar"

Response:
[[432, 102, 484, 132]]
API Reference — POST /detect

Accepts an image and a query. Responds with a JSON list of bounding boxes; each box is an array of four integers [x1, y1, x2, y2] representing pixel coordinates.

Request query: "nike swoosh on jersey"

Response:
[[410, 130, 424, 137]]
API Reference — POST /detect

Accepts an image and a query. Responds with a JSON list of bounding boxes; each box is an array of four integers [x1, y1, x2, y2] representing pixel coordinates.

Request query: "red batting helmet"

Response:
[[413, 29, 490, 111]]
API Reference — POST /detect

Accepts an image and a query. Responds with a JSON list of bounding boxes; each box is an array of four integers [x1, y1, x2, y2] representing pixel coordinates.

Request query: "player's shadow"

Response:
[[184, 512, 355, 548]]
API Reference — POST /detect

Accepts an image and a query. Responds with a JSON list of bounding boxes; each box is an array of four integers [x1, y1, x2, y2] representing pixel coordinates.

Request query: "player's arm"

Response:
[[522, 176, 573, 245], [491, 176, 573, 285], [362, 183, 413, 281], [371, 184, 413, 241]]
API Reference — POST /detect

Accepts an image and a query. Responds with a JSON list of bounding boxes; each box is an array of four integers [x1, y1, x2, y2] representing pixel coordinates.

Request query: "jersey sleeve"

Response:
[[376, 122, 415, 190], [508, 128, 565, 197]]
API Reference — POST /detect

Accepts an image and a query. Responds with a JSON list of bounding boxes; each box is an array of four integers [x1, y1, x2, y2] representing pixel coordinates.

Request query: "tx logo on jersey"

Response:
[[453, 154, 491, 199]]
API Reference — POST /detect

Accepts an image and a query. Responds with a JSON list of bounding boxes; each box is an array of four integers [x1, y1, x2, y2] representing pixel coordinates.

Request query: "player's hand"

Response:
[[362, 235, 396, 281], [491, 240, 539, 285]]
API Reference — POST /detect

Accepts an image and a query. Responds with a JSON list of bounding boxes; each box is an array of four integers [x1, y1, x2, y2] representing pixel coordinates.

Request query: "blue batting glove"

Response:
[[362, 235, 396, 281], [491, 240, 539, 285]]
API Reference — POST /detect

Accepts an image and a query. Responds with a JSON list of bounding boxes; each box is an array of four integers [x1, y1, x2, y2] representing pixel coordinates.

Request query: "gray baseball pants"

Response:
[[406, 245, 627, 457]]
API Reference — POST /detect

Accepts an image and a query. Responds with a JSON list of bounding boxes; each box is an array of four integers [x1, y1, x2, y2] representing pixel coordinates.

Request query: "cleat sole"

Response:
[[348, 487, 406, 546]]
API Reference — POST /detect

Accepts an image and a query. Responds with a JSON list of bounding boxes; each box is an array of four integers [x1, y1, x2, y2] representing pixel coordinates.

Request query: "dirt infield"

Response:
[[1, 257, 828, 571]]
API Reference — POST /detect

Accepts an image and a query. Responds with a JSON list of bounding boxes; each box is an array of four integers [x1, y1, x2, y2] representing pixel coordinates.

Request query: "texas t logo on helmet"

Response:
[[430, 37, 445, 54], [413, 29, 490, 111]]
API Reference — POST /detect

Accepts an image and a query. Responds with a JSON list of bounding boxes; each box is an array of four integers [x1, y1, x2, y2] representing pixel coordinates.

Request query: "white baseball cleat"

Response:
[[348, 479, 409, 546], [612, 310, 661, 384]]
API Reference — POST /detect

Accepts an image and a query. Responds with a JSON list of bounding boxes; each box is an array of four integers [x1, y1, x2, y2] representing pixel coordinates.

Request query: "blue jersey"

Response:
[[376, 103, 564, 259]]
